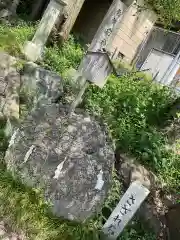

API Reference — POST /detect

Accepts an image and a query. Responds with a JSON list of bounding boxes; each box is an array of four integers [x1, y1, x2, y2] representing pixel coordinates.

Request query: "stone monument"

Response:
[[23, 0, 66, 62], [89, 0, 127, 52], [5, 103, 114, 221]]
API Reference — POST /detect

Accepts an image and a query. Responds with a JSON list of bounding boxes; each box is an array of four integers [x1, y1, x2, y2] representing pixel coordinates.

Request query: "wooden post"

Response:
[[69, 76, 88, 115]]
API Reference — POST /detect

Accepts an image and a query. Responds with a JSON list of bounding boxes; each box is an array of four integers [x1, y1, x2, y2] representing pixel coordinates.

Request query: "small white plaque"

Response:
[[102, 181, 150, 239], [78, 52, 114, 88]]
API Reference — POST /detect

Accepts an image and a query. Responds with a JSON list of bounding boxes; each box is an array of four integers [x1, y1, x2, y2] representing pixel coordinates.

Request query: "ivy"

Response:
[[147, 0, 180, 26]]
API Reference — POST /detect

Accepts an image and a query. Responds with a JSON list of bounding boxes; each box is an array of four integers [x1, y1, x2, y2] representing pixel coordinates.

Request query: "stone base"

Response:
[[23, 41, 43, 62]]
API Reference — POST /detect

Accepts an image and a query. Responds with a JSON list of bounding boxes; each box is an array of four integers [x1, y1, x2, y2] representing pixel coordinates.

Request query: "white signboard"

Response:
[[78, 52, 114, 88], [102, 181, 150, 239]]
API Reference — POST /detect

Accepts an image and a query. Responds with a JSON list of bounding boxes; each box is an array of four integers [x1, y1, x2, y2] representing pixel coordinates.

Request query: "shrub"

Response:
[[147, 0, 180, 26], [0, 22, 35, 56], [83, 74, 180, 190], [43, 35, 84, 75]]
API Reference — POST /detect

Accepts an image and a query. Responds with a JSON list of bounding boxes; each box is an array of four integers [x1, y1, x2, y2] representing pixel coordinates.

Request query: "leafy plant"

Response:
[[42, 35, 84, 75], [0, 22, 35, 56], [83, 74, 180, 190], [146, 0, 180, 26]]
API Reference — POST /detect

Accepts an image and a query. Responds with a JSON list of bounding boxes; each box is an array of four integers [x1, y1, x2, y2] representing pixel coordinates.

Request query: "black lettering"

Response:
[[116, 9, 122, 17], [112, 17, 117, 25], [114, 215, 120, 222], [113, 215, 122, 226], [100, 39, 107, 47], [105, 28, 113, 36], [108, 224, 116, 236], [126, 199, 132, 207], [122, 203, 131, 214], [130, 194, 135, 204]]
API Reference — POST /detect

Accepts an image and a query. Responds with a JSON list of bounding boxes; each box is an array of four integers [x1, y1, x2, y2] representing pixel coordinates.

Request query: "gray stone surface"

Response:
[[5, 104, 114, 221], [117, 153, 158, 190], [0, 52, 20, 120], [0, 0, 11, 10], [21, 62, 63, 110]]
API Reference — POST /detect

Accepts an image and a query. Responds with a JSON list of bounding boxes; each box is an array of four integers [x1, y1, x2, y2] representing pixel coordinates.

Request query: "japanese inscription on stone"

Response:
[[102, 181, 150, 239], [89, 0, 126, 52]]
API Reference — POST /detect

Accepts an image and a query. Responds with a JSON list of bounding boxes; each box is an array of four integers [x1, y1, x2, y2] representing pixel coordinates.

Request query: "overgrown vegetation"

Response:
[[43, 35, 84, 75], [145, 0, 180, 26], [83, 74, 180, 191], [0, 22, 35, 56], [0, 22, 84, 75], [0, 155, 155, 240], [0, 22, 178, 239]]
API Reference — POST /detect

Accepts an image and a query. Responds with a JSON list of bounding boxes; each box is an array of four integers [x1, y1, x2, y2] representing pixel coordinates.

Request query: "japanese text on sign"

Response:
[[102, 181, 150, 239]]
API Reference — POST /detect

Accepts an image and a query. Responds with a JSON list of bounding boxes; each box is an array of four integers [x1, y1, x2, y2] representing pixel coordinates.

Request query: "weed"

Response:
[[0, 22, 35, 56], [83, 75, 180, 190], [42, 35, 84, 75]]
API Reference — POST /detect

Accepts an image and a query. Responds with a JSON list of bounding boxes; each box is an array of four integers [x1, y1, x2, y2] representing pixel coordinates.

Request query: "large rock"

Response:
[[20, 62, 63, 112], [116, 153, 159, 190], [5, 104, 114, 221], [0, 52, 20, 120]]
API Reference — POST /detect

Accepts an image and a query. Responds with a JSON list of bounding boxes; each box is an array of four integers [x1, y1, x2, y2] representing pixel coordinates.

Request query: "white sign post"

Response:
[[102, 181, 150, 239], [69, 0, 128, 114]]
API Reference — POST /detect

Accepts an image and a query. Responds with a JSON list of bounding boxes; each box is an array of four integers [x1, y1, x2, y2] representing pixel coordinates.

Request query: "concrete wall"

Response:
[[136, 28, 166, 67], [109, 4, 157, 63]]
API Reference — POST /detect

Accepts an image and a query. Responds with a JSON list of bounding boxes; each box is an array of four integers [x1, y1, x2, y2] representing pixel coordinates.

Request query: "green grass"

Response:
[[0, 22, 35, 57], [0, 22, 163, 239], [83, 75, 180, 191], [0, 168, 98, 240], [0, 22, 84, 75], [0, 155, 155, 239]]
